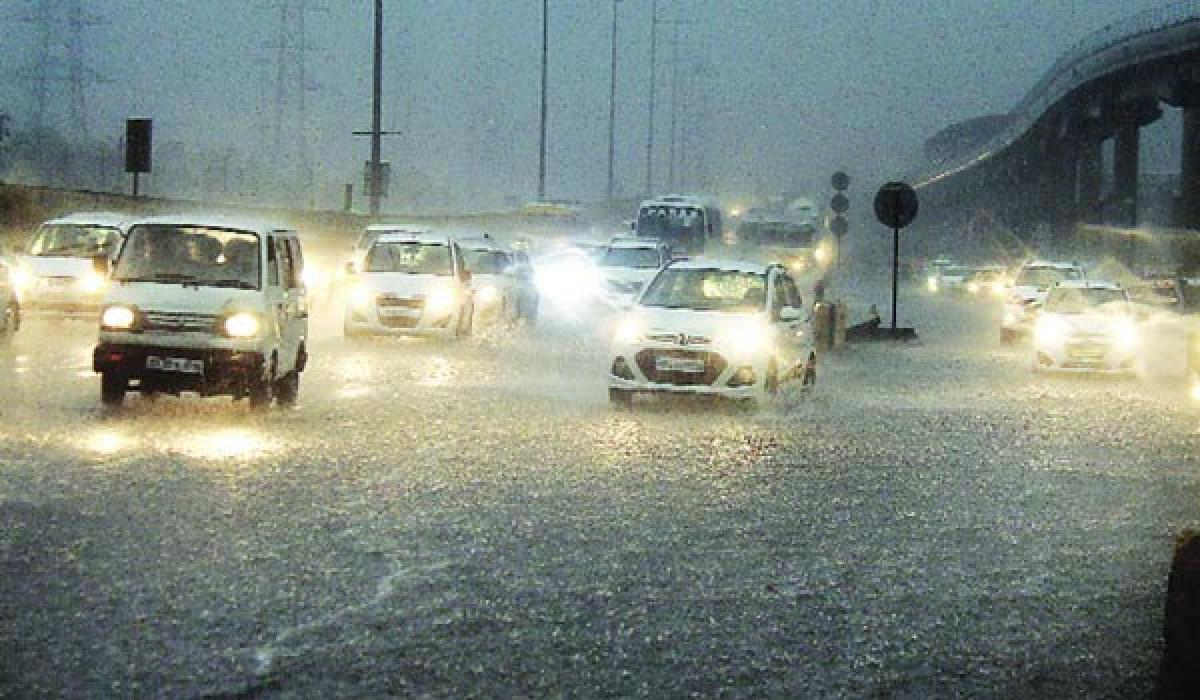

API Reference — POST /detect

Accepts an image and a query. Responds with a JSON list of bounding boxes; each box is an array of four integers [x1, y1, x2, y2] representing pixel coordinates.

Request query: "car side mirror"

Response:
[[779, 305, 803, 322]]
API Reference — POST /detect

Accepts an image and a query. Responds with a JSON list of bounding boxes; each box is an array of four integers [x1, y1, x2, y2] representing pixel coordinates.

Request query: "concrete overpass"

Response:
[[912, 2, 1200, 252]]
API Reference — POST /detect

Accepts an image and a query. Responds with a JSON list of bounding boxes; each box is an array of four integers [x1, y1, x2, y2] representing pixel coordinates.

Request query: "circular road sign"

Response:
[[830, 193, 849, 214], [873, 181, 919, 229], [831, 171, 850, 191], [830, 215, 849, 237]]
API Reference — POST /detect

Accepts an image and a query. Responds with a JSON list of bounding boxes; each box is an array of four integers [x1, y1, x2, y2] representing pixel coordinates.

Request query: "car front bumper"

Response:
[[94, 342, 266, 394]]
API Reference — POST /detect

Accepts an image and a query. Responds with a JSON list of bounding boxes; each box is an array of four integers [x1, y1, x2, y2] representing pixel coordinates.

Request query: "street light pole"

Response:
[[607, 0, 620, 202], [369, 0, 383, 217], [644, 0, 657, 196], [538, 0, 548, 201]]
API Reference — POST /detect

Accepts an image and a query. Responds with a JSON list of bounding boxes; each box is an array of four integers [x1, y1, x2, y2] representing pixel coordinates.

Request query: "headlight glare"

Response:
[[101, 305, 136, 330], [614, 318, 643, 345], [224, 313, 260, 338], [349, 284, 371, 309], [721, 320, 770, 357], [478, 285, 499, 305], [78, 270, 106, 293], [1033, 316, 1069, 345], [1112, 319, 1139, 350], [425, 287, 457, 316]]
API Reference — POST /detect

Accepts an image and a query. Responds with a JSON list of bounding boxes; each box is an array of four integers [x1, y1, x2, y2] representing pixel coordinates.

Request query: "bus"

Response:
[[632, 194, 722, 256]]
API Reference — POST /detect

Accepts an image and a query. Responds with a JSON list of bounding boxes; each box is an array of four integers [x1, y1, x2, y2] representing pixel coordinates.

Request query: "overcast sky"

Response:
[[0, 0, 1177, 211]]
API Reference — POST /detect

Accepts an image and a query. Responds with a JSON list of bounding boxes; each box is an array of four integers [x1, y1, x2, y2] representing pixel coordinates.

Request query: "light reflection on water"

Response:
[[172, 428, 276, 460], [417, 355, 456, 387]]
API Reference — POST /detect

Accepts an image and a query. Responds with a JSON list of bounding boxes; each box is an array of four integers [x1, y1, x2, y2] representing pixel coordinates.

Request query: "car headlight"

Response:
[[990, 281, 1007, 297], [720, 320, 771, 358], [1112, 319, 1139, 350], [1191, 381, 1200, 402], [967, 282, 980, 294], [11, 267, 31, 292], [926, 276, 938, 292], [349, 284, 372, 310], [101, 305, 137, 330], [301, 265, 326, 289], [78, 270, 107, 294], [477, 284, 499, 306], [613, 318, 643, 345], [1033, 316, 1069, 345], [814, 243, 829, 264], [223, 312, 260, 338], [425, 287, 457, 316]]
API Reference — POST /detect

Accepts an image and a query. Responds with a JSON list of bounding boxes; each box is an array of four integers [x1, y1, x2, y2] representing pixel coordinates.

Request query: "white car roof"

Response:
[[127, 214, 294, 236], [669, 257, 773, 275], [609, 238, 662, 250], [1023, 260, 1081, 270], [375, 231, 452, 245], [42, 211, 132, 230]]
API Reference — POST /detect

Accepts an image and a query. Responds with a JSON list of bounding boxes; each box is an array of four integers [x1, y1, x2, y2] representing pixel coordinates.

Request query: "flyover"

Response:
[[911, 2, 1200, 252]]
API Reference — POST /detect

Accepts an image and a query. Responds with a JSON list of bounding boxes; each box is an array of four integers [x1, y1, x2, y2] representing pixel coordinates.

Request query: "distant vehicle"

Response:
[[94, 216, 308, 408], [598, 237, 671, 307], [459, 236, 521, 329], [963, 265, 1009, 298], [633, 194, 722, 256], [0, 256, 18, 342], [922, 256, 956, 292], [607, 258, 815, 409], [13, 212, 129, 319], [1000, 260, 1085, 343], [928, 264, 973, 294], [343, 230, 474, 339], [1031, 281, 1138, 373], [733, 217, 819, 273]]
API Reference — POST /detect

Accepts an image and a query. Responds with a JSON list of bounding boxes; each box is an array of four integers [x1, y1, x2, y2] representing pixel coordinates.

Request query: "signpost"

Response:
[[873, 181, 919, 336]]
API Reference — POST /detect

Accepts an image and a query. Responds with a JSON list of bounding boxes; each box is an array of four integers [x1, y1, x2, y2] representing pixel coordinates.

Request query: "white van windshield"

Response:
[[29, 224, 122, 258], [114, 225, 261, 289]]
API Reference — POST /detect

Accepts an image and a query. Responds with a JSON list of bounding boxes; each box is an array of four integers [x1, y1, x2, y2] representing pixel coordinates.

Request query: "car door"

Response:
[[284, 236, 309, 365], [769, 270, 808, 372], [266, 233, 299, 374]]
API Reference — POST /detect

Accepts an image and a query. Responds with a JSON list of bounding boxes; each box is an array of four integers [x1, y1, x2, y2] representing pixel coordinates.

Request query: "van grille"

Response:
[[143, 311, 217, 334]]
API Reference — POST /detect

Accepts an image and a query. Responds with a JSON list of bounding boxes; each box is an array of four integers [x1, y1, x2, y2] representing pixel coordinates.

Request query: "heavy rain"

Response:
[[3, 1, 1200, 698]]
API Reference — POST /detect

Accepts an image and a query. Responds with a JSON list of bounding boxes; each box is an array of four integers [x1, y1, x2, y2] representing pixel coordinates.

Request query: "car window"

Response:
[[641, 268, 767, 312]]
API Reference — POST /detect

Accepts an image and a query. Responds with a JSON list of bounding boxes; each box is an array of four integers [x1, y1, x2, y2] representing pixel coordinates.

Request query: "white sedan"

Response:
[[1031, 281, 1139, 373], [607, 258, 814, 408]]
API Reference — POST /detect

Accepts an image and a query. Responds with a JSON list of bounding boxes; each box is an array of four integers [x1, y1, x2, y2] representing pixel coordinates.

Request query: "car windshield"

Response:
[[365, 242, 453, 275], [640, 267, 766, 312], [1016, 266, 1081, 287], [462, 249, 510, 274], [1043, 286, 1127, 312], [602, 247, 661, 269], [28, 224, 122, 258], [112, 225, 261, 288]]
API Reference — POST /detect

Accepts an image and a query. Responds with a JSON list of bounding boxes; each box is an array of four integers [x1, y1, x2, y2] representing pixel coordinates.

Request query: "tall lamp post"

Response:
[[369, 0, 383, 216], [538, 0, 548, 201], [644, 0, 657, 196], [606, 0, 621, 202]]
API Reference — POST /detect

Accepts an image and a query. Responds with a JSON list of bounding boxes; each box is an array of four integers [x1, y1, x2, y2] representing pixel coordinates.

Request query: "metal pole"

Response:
[[538, 0, 548, 201], [606, 0, 619, 202], [644, 0, 657, 196], [668, 19, 678, 191], [892, 227, 899, 332], [369, 0, 383, 217]]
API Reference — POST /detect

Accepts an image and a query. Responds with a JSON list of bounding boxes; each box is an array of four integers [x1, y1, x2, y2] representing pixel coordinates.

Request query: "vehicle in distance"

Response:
[[963, 265, 1009, 298], [598, 237, 671, 307], [12, 212, 128, 318], [94, 216, 309, 407], [459, 235, 521, 329], [1001, 260, 1085, 343], [1031, 281, 1138, 373], [343, 229, 474, 339], [608, 258, 814, 408], [633, 194, 722, 256]]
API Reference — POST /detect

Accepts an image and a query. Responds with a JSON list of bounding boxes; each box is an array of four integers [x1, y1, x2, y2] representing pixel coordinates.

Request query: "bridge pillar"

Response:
[[1181, 108, 1200, 229], [1109, 100, 1162, 228], [1076, 121, 1106, 225]]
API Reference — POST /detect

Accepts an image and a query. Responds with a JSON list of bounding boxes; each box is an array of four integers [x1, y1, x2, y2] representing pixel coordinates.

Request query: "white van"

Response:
[[14, 212, 129, 318], [93, 216, 308, 408]]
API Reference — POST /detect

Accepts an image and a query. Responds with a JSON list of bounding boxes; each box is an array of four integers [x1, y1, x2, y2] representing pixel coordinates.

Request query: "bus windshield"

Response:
[[636, 206, 707, 252]]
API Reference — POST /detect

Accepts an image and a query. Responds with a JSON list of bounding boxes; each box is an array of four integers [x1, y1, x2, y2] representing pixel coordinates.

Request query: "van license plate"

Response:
[[147, 356, 204, 374], [656, 356, 705, 373]]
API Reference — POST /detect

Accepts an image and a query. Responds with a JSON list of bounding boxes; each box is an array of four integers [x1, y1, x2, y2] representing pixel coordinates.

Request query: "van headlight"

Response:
[[101, 305, 137, 330], [477, 284, 500, 306], [223, 312, 260, 338], [1112, 319, 1139, 351], [77, 270, 107, 294], [613, 318, 643, 345], [1033, 316, 1069, 345], [425, 287, 457, 316], [11, 266, 31, 292], [349, 284, 372, 310]]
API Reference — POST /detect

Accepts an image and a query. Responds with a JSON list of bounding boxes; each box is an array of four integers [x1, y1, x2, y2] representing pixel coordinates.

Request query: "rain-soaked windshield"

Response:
[[602, 246, 661, 269], [640, 268, 766, 312], [1016, 266, 1082, 287], [113, 225, 261, 288], [1043, 286, 1128, 312], [364, 242, 453, 275], [28, 224, 122, 258]]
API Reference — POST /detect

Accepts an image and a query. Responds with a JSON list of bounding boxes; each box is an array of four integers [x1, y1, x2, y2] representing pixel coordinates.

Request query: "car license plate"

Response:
[[146, 356, 204, 374], [656, 356, 705, 373]]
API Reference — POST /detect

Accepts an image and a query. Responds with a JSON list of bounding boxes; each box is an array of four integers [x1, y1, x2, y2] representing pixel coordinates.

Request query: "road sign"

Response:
[[831, 171, 849, 191], [873, 181, 918, 229]]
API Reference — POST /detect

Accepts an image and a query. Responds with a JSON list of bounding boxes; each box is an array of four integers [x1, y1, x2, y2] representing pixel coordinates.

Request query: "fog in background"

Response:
[[0, 0, 1176, 213]]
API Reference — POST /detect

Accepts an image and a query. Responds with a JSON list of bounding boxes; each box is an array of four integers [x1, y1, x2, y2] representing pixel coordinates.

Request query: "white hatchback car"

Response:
[[598, 237, 671, 307], [13, 212, 129, 319], [607, 259, 815, 408], [1001, 260, 1085, 342], [459, 236, 521, 328], [1031, 281, 1139, 373], [343, 230, 474, 339], [94, 216, 309, 407]]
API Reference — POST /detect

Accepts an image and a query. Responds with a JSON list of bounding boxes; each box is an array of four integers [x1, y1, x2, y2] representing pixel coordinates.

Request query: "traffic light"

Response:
[[829, 171, 850, 269]]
